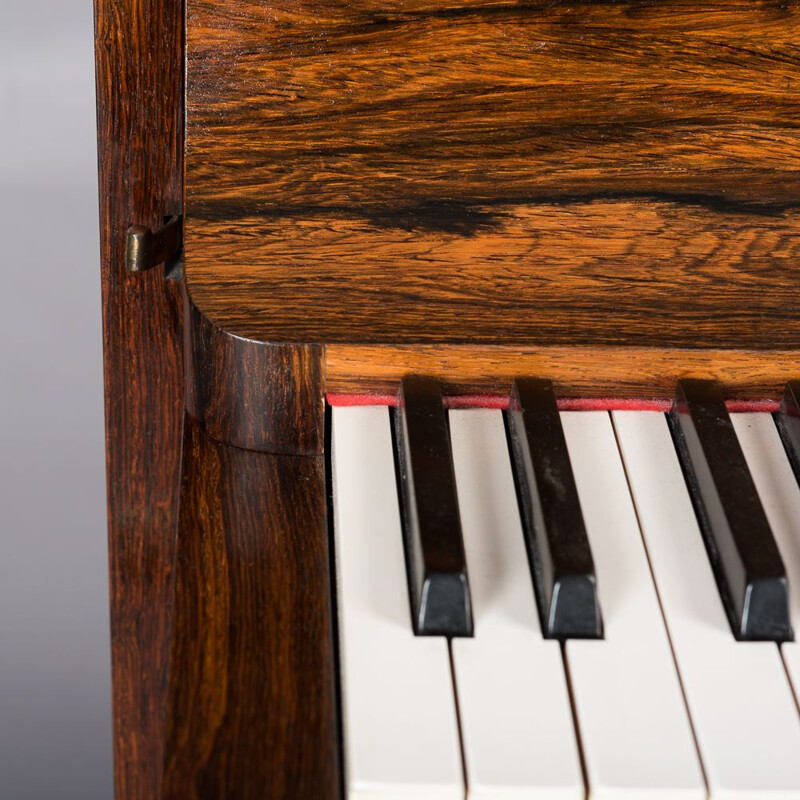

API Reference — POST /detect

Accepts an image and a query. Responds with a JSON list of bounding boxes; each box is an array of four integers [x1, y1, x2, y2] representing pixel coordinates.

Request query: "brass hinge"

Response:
[[125, 215, 183, 275]]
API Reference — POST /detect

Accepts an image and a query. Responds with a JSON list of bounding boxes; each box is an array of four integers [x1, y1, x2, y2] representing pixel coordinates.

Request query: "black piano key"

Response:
[[507, 378, 603, 639], [394, 376, 473, 637], [669, 379, 793, 642], [777, 381, 800, 485]]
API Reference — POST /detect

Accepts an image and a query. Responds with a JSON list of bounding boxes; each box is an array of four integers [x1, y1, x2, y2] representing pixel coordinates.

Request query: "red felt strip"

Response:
[[328, 393, 397, 407], [725, 399, 780, 414], [327, 393, 779, 414]]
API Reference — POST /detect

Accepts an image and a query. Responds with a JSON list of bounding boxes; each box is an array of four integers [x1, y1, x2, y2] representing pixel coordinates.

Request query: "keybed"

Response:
[[332, 382, 800, 800]]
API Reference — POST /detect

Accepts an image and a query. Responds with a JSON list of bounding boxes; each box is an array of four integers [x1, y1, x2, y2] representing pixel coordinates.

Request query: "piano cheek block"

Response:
[[669, 379, 793, 643]]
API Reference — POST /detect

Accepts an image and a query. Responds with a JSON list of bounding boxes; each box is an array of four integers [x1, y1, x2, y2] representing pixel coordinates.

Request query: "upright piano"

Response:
[[95, 1, 800, 797]]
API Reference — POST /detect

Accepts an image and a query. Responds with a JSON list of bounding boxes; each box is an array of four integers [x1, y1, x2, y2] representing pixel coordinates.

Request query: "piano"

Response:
[[94, 1, 800, 798]]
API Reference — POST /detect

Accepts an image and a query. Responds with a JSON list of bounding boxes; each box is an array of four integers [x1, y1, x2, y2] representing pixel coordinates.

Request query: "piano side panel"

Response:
[[163, 416, 340, 800], [94, 1, 184, 799]]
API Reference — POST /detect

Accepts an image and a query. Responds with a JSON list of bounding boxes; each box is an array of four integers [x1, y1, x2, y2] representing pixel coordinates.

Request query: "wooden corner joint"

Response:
[[182, 289, 325, 456]]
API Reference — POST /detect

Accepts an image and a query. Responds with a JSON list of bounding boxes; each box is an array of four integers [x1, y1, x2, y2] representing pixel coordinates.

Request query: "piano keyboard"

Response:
[[331, 380, 800, 800]]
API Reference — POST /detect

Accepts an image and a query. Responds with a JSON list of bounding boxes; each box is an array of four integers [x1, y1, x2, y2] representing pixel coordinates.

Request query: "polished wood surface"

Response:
[[95, 2, 184, 799], [163, 416, 340, 800], [186, 0, 800, 212], [187, 199, 800, 347], [184, 292, 325, 454], [184, 0, 800, 378], [97, 2, 342, 797], [326, 344, 800, 399]]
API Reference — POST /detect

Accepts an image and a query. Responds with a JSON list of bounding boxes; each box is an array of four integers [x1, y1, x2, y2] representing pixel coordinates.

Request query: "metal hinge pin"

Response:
[[125, 215, 183, 274]]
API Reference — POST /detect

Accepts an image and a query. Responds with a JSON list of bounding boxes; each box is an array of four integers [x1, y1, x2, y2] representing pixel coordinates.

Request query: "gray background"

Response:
[[1, 1, 114, 798]]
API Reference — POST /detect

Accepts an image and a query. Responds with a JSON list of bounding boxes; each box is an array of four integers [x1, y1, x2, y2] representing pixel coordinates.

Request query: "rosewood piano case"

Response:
[[94, 1, 800, 797]]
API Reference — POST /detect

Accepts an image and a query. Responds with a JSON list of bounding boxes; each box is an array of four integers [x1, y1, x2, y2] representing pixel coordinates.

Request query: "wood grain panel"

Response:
[[184, 0, 800, 358], [185, 200, 800, 347], [187, 0, 800, 210], [326, 344, 800, 399], [95, 2, 184, 799], [163, 416, 340, 800]]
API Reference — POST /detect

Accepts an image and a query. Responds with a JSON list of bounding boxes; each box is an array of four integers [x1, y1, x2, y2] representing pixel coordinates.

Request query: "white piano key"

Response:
[[448, 410, 584, 800], [561, 411, 704, 800], [732, 412, 800, 729], [331, 406, 463, 800], [614, 410, 800, 799]]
